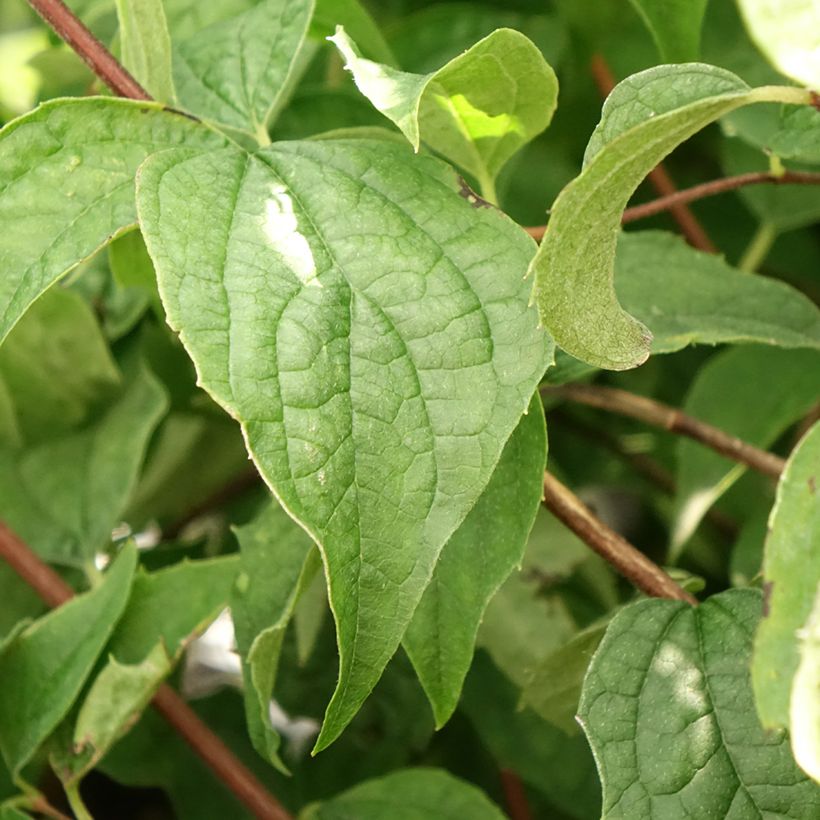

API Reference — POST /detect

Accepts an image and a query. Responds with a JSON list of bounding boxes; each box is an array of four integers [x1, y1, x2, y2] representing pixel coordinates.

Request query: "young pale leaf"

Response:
[[0, 546, 136, 775], [173, 0, 314, 138], [792, 586, 820, 782], [753, 422, 820, 728], [115, 0, 176, 103], [52, 555, 239, 784], [615, 231, 820, 353], [530, 63, 810, 370], [579, 589, 820, 818], [0, 289, 120, 446], [402, 395, 546, 727], [737, 0, 820, 89], [232, 499, 316, 771], [0, 363, 167, 567], [301, 768, 505, 820], [626, 0, 708, 62], [0, 98, 222, 347], [673, 346, 820, 551], [311, 0, 396, 65], [136, 138, 549, 750], [330, 27, 558, 199]]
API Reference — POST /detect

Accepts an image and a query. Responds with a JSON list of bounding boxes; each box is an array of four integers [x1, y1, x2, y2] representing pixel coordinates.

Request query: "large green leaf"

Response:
[[301, 768, 505, 820], [792, 586, 820, 782], [402, 395, 546, 727], [737, 0, 820, 89], [579, 589, 820, 818], [173, 0, 314, 138], [136, 137, 549, 749], [672, 346, 820, 551], [330, 27, 557, 200], [0, 546, 136, 776], [115, 0, 176, 103], [0, 288, 119, 446], [753, 422, 820, 727], [52, 555, 240, 784], [626, 0, 708, 62], [0, 363, 168, 567], [232, 499, 316, 771], [529, 63, 810, 370], [615, 231, 820, 353], [0, 98, 221, 346]]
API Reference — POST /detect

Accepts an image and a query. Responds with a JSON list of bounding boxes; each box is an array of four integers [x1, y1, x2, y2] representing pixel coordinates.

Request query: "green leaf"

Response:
[[753, 422, 820, 727], [520, 621, 607, 736], [115, 0, 176, 103], [737, 0, 820, 89], [136, 138, 549, 749], [461, 652, 601, 819], [300, 767, 505, 820], [791, 585, 820, 782], [626, 0, 708, 62], [52, 555, 239, 784], [0, 362, 168, 567], [673, 346, 820, 551], [530, 63, 810, 370], [311, 0, 396, 66], [232, 500, 316, 771], [579, 589, 820, 818], [330, 27, 558, 199], [615, 231, 820, 353], [173, 0, 315, 138], [0, 546, 136, 776], [402, 395, 547, 727], [0, 288, 120, 446], [0, 98, 221, 347], [771, 107, 820, 164]]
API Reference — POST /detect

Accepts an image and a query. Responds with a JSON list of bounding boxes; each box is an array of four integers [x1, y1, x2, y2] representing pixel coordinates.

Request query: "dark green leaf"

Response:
[[626, 0, 708, 62]]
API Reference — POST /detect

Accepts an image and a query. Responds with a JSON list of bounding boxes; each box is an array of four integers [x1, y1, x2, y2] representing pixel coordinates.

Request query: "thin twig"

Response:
[[590, 54, 716, 252], [542, 384, 786, 479], [542, 472, 697, 604], [0, 522, 292, 820], [27, 0, 151, 99], [499, 770, 533, 820]]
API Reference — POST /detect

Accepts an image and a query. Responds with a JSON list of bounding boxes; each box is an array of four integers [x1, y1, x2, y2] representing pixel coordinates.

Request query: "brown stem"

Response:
[[29, 795, 72, 820], [589, 54, 715, 253], [542, 473, 697, 604], [523, 170, 820, 243], [499, 769, 533, 820], [0, 522, 292, 820], [543, 384, 786, 479], [26, 0, 151, 100]]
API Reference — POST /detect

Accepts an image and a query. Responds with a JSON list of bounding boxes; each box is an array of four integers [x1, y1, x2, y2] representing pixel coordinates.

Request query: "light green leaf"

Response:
[[753, 422, 820, 727], [115, 0, 176, 103], [579, 589, 820, 818], [672, 346, 820, 551], [173, 0, 315, 138], [52, 555, 239, 784], [232, 500, 316, 771], [615, 230, 820, 353], [771, 107, 820, 164], [530, 63, 811, 370], [107, 555, 240, 664], [402, 395, 547, 727], [311, 0, 396, 65], [737, 0, 820, 89], [330, 27, 558, 199], [0, 546, 136, 776], [0, 363, 168, 567], [300, 768, 505, 820], [520, 621, 607, 736], [0, 98, 221, 347], [626, 0, 708, 62], [0, 289, 120, 446], [136, 138, 549, 749], [792, 585, 820, 782]]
